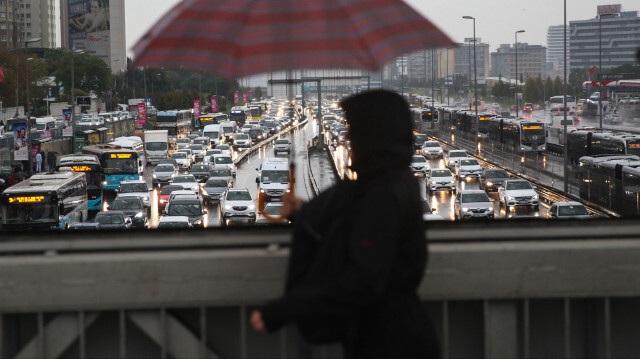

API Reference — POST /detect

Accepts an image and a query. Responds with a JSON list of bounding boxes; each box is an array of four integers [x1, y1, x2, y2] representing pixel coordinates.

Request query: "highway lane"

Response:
[[141, 119, 317, 228]]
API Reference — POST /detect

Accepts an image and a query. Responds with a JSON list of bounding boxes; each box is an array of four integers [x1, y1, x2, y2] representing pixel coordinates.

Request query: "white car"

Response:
[[498, 179, 539, 210], [426, 168, 456, 193], [273, 138, 292, 155], [445, 150, 468, 169], [220, 189, 257, 226], [454, 190, 495, 220], [410, 155, 430, 175], [116, 180, 151, 209], [156, 215, 192, 229], [454, 158, 483, 180], [212, 154, 237, 177], [547, 201, 591, 219], [234, 133, 251, 148], [214, 144, 233, 157], [170, 174, 201, 194], [171, 151, 192, 171], [421, 141, 443, 158]]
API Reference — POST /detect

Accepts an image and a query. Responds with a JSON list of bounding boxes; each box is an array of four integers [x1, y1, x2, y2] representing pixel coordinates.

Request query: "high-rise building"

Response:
[[490, 43, 547, 81], [453, 40, 490, 85], [16, 0, 57, 48], [60, 0, 126, 73], [547, 25, 569, 71], [0, 0, 22, 48], [570, 5, 640, 71]]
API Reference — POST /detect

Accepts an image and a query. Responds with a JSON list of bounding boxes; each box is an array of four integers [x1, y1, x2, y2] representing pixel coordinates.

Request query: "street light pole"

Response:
[[25, 58, 33, 118], [446, 48, 450, 105], [598, 14, 603, 129], [71, 48, 84, 153], [515, 30, 525, 118], [463, 16, 478, 140]]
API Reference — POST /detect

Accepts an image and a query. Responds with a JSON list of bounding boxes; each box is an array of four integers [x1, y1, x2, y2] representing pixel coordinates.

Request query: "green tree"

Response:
[[51, 50, 111, 100], [552, 77, 563, 97]]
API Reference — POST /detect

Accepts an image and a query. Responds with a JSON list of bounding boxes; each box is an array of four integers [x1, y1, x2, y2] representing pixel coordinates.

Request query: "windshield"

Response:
[[414, 134, 428, 143], [449, 152, 467, 158], [227, 191, 252, 201], [191, 165, 209, 172], [111, 199, 142, 210], [264, 204, 283, 215], [275, 140, 289, 145], [205, 179, 228, 187], [431, 169, 452, 177], [412, 156, 427, 163], [459, 159, 479, 166], [236, 134, 249, 140], [173, 176, 196, 183], [190, 145, 203, 151], [558, 205, 588, 216], [158, 221, 191, 229], [261, 170, 289, 183], [155, 165, 175, 172], [104, 158, 138, 175], [168, 203, 202, 216], [627, 141, 640, 156], [223, 127, 234, 134], [2, 202, 58, 224], [172, 153, 187, 159], [423, 142, 440, 147], [177, 138, 189, 143], [161, 186, 182, 195], [461, 193, 490, 203], [146, 142, 168, 151], [95, 214, 124, 224], [506, 181, 533, 190], [216, 144, 231, 150], [193, 139, 208, 146], [521, 125, 545, 142], [120, 183, 148, 192], [210, 169, 232, 177], [484, 170, 508, 178], [204, 131, 219, 138], [214, 157, 233, 165]]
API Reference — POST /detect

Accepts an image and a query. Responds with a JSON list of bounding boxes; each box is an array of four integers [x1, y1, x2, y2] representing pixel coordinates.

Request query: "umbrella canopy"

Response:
[[133, 0, 455, 79]]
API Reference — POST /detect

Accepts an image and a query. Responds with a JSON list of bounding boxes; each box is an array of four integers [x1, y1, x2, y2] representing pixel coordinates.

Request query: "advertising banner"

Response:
[[194, 99, 201, 118], [62, 108, 73, 137], [242, 92, 247, 103], [211, 96, 217, 113], [137, 103, 146, 127], [68, 0, 112, 66], [13, 121, 28, 161], [234, 92, 239, 104], [31, 144, 41, 170]]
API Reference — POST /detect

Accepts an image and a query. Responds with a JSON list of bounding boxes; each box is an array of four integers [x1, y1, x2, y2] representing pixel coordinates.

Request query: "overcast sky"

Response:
[[125, 0, 637, 56]]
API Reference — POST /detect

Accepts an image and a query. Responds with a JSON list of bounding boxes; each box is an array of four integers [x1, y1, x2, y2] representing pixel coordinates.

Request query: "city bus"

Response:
[[81, 144, 142, 191], [156, 110, 192, 141], [487, 118, 547, 152], [411, 107, 438, 134], [56, 154, 103, 211], [549, 95, 577, 112], [1, 171, 88, 230], [229, 107, 253, 127], [196, 113, 229, 131], [109, 136, 147, 174], [248, 105, 264, 121]]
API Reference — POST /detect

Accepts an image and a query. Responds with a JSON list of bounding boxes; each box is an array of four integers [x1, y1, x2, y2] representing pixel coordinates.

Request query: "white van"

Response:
[[203, 124, 223, 145], [35, 117, 57, 131], [220, 120, 237, 144], [256, 158, 290, 202]]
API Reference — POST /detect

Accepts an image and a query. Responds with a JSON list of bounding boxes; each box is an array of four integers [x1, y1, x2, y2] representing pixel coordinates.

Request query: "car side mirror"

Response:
[[498, 187, 504, 191], [532, 185, 538, 190], [125, 217, 132, 224]]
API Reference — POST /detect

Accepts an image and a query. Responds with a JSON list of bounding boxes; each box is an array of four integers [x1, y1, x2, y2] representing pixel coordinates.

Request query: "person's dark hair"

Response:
[[340, 90, 413, 173]]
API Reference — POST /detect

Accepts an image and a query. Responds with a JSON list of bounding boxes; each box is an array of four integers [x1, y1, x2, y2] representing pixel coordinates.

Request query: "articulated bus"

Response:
[[56, 154, 103, 211], [157, 110, 192, 140], [1, 171, 88, 229], [566, 130, 640, 165], [453, 111, 495, 138], [81, 145, 142, 191], [411, 108, 438, 134], [487, 118, 547, 152], [196, 113, 229, 132], [578, 155, 640, 217]]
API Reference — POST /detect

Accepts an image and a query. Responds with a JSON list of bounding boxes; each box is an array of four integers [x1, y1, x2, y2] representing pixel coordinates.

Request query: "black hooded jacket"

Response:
[[260, 90, 438, 358]]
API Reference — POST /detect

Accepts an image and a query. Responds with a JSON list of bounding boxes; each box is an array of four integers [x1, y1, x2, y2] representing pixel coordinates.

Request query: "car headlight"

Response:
[[450, 180, 455, 184], [191, 186, 198, 192], [103, 181, 108, 185], [486, 182, 493, 186], [171, 173, 176, 177], [152, 174, 157, 179], [462, 207, 469, 212], [487, 207, 494, 212], [260, 189, 265, 193], [438, 149, 443, 152], [248, 204, 255, 210], [225, 204, 233, 210], [159, 199, 167, 204], [431, 180, 438, 184], [135, 212, 144, 218], [201, 189, 208, 196], [532, 194, 539, 200], [193, 218, 203, 225], [508, 196, 515, 201]]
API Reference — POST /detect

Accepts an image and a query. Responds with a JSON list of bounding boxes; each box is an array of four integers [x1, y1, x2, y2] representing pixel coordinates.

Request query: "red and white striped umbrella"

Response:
[[133, 0, 454, 79]]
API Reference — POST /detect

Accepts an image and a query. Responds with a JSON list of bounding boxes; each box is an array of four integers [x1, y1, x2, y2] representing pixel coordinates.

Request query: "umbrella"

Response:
[[133, 0, 455, 79]]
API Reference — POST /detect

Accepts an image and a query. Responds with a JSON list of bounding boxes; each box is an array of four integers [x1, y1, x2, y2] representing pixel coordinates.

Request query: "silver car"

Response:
[[152, 163, 178, 187], [547, 201, 591, 219], [426, 168, 456, 193], [445, 150, 468, 169], [454, 190, 495, 220], [421, 141, 443, 158], [498, 180, 539, 210]]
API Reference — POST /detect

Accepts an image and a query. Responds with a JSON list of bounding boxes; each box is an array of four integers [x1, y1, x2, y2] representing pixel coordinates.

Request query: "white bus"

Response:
[[549, 95, 577, 113], [109, 136, 146, 174]]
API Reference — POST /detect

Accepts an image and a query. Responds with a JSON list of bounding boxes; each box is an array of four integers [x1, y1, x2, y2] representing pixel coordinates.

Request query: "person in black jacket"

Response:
[[251, 90, 439, 358]]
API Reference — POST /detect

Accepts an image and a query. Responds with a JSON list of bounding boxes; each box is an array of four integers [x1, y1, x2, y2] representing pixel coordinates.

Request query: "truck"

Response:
[[220, 120, 237, 144], [143, 130, 169, 164], [202, 124, 223, 145], [128, 99, 147, 107]]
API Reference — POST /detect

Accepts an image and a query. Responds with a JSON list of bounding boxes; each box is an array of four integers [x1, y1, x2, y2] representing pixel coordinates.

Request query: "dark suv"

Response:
[[108, 196, 149, 228], [164, 198, 207, 228]]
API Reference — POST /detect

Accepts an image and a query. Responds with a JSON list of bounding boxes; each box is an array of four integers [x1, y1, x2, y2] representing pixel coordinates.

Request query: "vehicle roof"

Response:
[[158, 216, 190, 223], [458, 189, 488, 194], [96, 210, 127, 216], [554, 201, 585, 207], [120, 179, 146, 184]]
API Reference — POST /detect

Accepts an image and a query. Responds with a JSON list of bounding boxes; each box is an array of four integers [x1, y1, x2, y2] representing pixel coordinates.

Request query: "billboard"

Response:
[[211, 96, 217, 113], [234, 92, 239, 104], [68, 0, 111, 64], [597, 4, 621, 15], [13, 121, 28, 161], [194, 99, 201, 118], [62, 108, 73, 137], [137, 103, 146, 127]]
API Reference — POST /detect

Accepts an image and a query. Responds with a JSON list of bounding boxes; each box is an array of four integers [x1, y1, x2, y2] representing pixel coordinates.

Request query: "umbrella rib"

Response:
[[336, 0, 377, 68]]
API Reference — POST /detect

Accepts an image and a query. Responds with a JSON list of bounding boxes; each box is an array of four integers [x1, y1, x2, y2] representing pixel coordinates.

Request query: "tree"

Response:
[[552, 77, 563, 97], [51, 50, 111, 101]]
